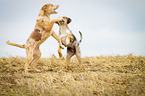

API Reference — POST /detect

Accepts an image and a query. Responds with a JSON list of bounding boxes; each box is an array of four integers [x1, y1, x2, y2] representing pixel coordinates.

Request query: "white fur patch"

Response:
[[66, 38, 70, 45]]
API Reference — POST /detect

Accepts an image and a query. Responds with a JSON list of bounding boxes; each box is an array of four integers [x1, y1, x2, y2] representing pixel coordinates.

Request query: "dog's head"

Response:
[[40, 3, 59, 15], [55, 16, 72, 25]]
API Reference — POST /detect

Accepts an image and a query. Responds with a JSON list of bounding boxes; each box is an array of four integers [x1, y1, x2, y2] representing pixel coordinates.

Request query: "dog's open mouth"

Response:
[[53, 5, 59, 14]]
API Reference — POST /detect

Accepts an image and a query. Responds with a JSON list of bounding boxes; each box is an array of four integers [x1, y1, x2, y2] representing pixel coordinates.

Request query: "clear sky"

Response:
[[0, 0, 145, 58]]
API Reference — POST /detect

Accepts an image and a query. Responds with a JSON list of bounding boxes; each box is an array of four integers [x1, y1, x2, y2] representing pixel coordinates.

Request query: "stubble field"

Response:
[[0, 54, 145, 96]]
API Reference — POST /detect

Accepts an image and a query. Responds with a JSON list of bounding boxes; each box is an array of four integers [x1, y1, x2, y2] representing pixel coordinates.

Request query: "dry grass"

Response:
[[0, 54, 145, 96]]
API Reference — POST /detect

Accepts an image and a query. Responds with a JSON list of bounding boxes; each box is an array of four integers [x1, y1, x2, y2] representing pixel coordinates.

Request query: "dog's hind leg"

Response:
[[66, 53, 74, 69], [66, 48, 74, 69], [25, 46, 41, 73], [58, 46, 64, 59], [25, 47, 33, 73], [30, 59, 41, 72], [30, 46, 41, 72], [25, 58, 34, 73], [76, 47, 82, 69]]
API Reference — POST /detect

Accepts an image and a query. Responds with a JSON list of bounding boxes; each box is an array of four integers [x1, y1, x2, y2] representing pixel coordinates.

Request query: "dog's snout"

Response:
[[56, 5, 59, 8], [55, 20, 65, 25], [67, 18, 71, 24], [60, 20, 65, 24]]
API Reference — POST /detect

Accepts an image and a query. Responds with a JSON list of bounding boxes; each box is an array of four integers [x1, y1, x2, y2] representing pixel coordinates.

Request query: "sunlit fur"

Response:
[[6, 3, 64, 73]]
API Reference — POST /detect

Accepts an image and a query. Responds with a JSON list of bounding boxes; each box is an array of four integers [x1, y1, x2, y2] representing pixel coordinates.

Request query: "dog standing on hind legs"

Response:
[[55, 16, 83, 69], [6, 4, 64, 73]]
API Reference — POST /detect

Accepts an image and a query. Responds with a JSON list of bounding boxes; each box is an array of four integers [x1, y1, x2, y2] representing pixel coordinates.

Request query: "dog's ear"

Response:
[[67, 18, 72, 24], [41, 4, 52, 11], [42, 5, 48, 11]]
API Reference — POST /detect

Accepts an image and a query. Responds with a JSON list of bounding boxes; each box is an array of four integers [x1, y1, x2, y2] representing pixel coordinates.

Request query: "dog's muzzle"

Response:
[[67, 18, 71, 24], [55, 16, 72, 25], [55, 20, 65, 25]]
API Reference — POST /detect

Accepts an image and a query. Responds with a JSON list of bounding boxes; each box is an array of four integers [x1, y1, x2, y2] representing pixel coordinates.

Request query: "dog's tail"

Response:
[[79, 31, 82, 44], [6, 41, 25, 48]]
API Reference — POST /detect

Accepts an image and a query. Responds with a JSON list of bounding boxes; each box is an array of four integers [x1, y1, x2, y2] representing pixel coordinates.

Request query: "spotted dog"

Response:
[[55, 16, 82, 69], [6, 4, 64, 73]]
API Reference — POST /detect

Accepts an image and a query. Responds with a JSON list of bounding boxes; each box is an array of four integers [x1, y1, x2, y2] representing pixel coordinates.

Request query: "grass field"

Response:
[[0, 54, 145, 96]]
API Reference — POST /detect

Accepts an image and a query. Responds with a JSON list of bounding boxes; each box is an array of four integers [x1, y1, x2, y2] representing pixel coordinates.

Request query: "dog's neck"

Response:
[[37, 15, 50, 21], [59, 25, 71, 38], [38, 10, 50, 20]]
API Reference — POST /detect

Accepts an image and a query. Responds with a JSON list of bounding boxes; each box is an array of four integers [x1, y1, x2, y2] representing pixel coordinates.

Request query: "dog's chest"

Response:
[[59, 26, 70, 38], [59, 26, 71, 46]]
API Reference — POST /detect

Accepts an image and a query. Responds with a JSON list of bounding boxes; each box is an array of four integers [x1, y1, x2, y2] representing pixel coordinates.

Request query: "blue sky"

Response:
[[0, 0, 145, 57]]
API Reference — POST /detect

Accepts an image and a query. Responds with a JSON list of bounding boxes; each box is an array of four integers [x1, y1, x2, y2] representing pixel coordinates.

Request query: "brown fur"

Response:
[[30, 29, 42, 41], [6, 3, 64, 73], [67, 33, 74, 42]]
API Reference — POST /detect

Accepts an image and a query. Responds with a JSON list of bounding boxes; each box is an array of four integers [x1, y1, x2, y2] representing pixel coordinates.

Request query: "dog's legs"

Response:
[[30, 59, 41, 72], [76, 47, 82, 69], [58, 46, 64, 59], [25, 60, 31, 74], [66, 54, 73, 68], [51, 30, 64, 49], [30, 46, 41, 72], [25, 58, 35, 73], [76, 54, 82, 69], [66, 50, 74, 69], [25, 47, 33, 73], [25, 59, 30, 74], [25, 46, 41, 73]]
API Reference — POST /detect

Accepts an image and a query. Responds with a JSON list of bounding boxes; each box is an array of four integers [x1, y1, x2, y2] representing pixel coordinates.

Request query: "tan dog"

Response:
[[55, 16, 82, 69], [6, 3, 64, 73]]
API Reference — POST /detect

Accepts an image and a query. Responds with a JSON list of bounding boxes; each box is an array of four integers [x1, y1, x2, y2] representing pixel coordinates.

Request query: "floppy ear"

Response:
[[41, 4, 52, 10], [42, 5, 47, 11], [67, 18, 72, 24]]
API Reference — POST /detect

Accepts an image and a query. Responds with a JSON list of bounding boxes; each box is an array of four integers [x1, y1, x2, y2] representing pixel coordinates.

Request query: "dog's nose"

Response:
[[67, 18, 71, 24]]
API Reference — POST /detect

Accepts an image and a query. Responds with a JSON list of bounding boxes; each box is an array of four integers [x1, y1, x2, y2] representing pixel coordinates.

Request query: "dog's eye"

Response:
[[60, 20, 65, 23]]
